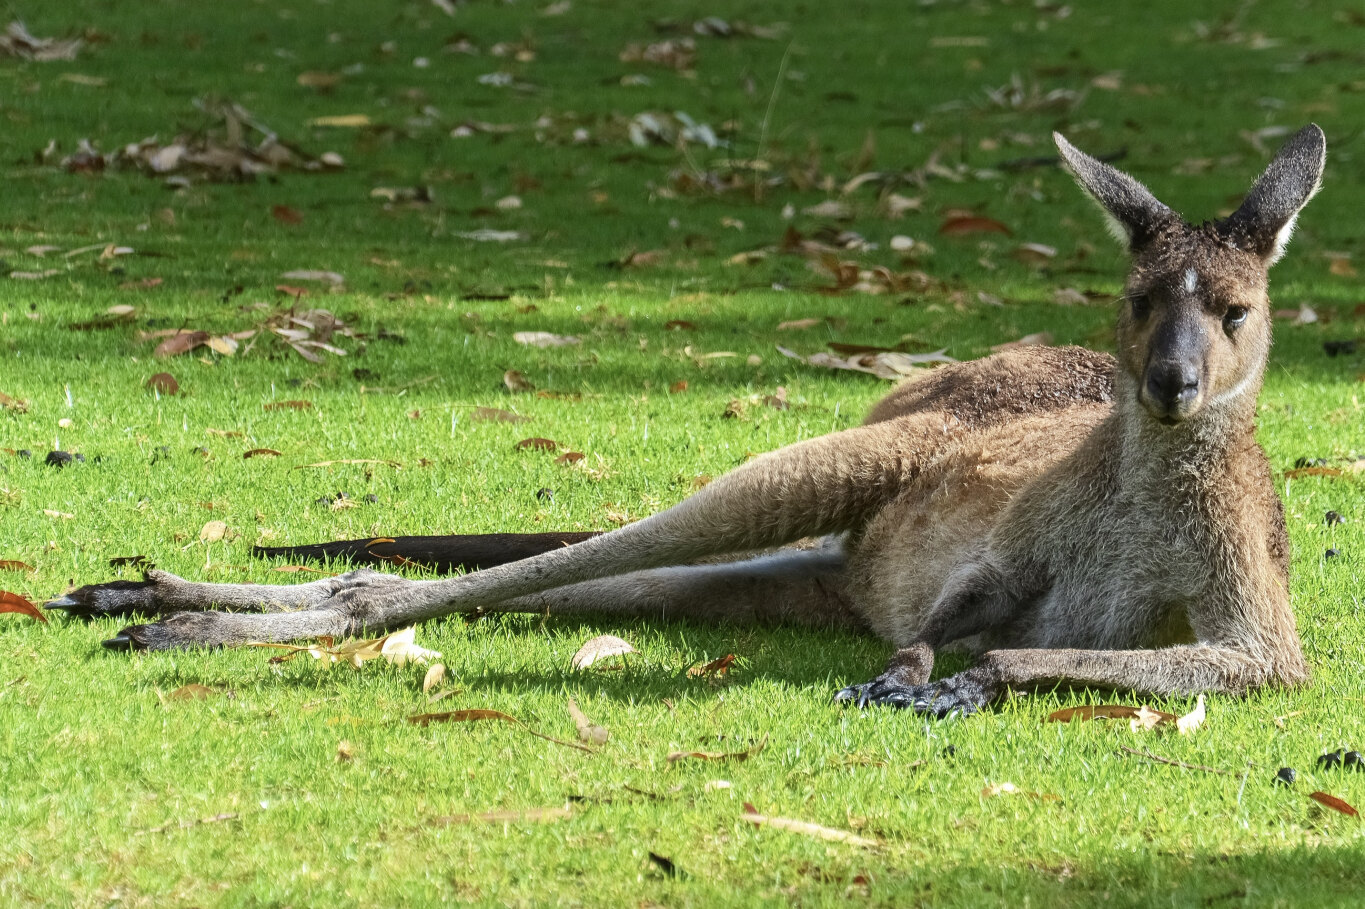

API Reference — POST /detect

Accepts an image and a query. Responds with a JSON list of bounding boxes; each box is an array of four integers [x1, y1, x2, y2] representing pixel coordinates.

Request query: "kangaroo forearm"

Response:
[[982, 644, 1297, 696]]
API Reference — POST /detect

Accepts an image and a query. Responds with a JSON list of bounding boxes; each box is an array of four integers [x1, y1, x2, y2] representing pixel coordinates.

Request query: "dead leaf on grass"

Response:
[[0, 21, 82, 61], [167, 684, 217, 702], [243, 448, 281, 459], [0, 561, 35, 573], [515, 437, 559, 452], [154, 330, 210, 358], [1308, 791, 1360, 818], [0, 591, 46, 623], [571, 634, 637, 670], [939, 216, 1012, 236], [145, 373, 180, 395], [688, 653, 736, 678], [199, 520, 229, 543], [504, 370, 535, 393], [263, 400, 313, 411], [0, 391, 29, 412], [512, 331, 580, 348], [555, 451, 584, 465], [422, 663, 447, 693], [777, 344, 955, 380]]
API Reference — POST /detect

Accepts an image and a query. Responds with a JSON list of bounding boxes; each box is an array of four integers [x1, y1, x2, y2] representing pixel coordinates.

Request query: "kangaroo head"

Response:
[[1055, 126, 1325, 425]]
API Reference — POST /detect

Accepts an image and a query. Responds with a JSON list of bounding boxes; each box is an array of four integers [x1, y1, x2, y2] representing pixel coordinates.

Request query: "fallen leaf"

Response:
[[571, 634, 637, 670], [513, 331, 580, 348], [407, 708, 593, 752], [271, 205, 304, 225], [802, 200, 853, 220], [504, 370, 535, 393], [742, 808, 879, 848], [336, 740, 355, 762], [243, 448, 282, 459], [154, 330, 210, 357], [515, 437, 559, 451], [457, 229, 526, 243], [199, 520, 228, 543], [167, 684, 216, 701], [555, 451, 584, 465], [272, 565, 327, 573], [0, 391, 29, 412], [263, 400, 313, 411], [668, 735, 767, 764], [377, 626, 442, 667], [297, 71, 342, 90], [669, 381, 688, 393], [688, 653, 736, 678], [145, 372, 180, 395], [0, 591, 46, 623], [1308, 791, 1360, 818], [982, 782, 1020, 797], [0, 561, 36, 572], [422, 663, 447, 693], [1176, 694, 1206, 734], [472, 406, 531, 423], [43, 509, 75, 520], [567, 696, 609, 745], [777, 318, 822, 331], [939, 216, 1012, 236], [1284, 466, 1342, 479], [1012, 242, 1057, 265], [1046, 703, 1180, 731], [206, 336, 239, 356]]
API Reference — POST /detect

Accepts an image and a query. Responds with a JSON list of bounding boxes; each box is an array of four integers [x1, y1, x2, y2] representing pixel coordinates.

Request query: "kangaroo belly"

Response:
[[845, 406, 1104, 645]]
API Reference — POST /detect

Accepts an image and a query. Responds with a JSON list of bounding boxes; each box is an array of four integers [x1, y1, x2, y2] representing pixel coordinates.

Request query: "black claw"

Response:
[[102, 634, 133, 651]]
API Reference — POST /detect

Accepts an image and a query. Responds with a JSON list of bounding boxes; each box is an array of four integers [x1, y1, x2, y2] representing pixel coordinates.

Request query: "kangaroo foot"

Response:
[[835, 667, 998, 717]]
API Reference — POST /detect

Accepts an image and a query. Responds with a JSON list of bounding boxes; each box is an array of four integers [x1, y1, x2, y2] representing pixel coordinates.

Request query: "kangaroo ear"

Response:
[[1054, 132, 1175, 252], [1220, 124, 1326, 266]]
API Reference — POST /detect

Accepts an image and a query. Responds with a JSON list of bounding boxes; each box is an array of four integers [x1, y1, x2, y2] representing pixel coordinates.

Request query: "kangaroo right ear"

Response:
[[1219, 124, 1326, 266], [1054, 133, 1175, 252]]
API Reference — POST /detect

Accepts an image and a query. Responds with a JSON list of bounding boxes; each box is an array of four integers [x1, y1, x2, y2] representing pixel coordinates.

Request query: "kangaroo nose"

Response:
[[1145, 363, 1200, 408]]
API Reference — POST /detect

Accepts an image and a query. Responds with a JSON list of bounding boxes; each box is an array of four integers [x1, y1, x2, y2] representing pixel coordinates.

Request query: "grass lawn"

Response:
[[2, 0, 1365, 905]]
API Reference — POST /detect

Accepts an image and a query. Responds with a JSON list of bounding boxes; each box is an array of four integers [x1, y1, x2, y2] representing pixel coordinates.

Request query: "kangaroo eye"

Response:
[[1128, 294, 1152, 320], [1224, 306, 1249, 329]]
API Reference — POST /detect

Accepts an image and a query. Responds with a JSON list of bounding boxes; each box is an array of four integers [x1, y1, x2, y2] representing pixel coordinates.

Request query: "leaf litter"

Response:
[[250, 626, 440, 668], [571, 634, 637, 670], [407, 708, 593, 753]]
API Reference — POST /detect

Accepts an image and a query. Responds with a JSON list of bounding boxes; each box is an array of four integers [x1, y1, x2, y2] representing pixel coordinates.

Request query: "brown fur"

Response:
[[55, 127, 1326, 717]]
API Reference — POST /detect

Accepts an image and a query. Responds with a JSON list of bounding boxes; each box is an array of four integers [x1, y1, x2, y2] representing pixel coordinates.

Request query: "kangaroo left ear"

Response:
[[1220, 124, 1326, 266]]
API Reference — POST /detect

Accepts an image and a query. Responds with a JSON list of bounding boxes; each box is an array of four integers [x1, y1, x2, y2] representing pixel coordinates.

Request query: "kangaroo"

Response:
[[49, 125, 1325, 717]]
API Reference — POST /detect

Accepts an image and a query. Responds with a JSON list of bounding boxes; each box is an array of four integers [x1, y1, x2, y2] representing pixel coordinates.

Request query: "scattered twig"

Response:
[[1116, 746, 1232, 776]]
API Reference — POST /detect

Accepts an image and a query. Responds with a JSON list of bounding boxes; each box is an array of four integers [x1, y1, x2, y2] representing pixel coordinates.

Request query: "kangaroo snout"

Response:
[[1143, 360, 1201, 420]]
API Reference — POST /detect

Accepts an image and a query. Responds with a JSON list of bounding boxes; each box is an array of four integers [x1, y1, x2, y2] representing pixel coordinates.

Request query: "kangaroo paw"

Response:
[[836, 668, 997, 717], [46, 576, 174, 619]]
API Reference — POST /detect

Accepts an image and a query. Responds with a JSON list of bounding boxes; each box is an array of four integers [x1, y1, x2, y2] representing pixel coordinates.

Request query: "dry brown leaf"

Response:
[[1308, 791, 1360, 818], [571, 634, 637, 670], [515, 437, 559, 452], [336, 740, 355, 762], [145, 373, 180, 395], [668, 735, 767, 764], [1046, 703, 1180, 731], [272, 565, 327, 574], [243, 448, 281, 459], [199, 520, 228, 543], [777, 344, 955, 380], [776, 318, 822, 331], [504, 369, 535, 393], [263, 400, 313, 411], [939, 215, 1012, 236], [154, 330, 210, 358], [167, 684, 216, 702], [688, 653, 736, 678], [271, 205, 304, 225], [0, 590, 47, 623], [742, 808, 879, 848], [0, 391, 29, 412], [43, 509, 75, 520], [422, 663, 447, 693], [1284, 466, 1341, 479], [567, 696, 609, 745], [555, 451, 584, 465], [376, 626, 442, 667], [0, 560, 36, 572]]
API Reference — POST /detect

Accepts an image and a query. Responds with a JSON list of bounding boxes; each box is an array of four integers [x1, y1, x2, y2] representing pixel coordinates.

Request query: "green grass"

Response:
[[2, 0, 1365, 905]]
